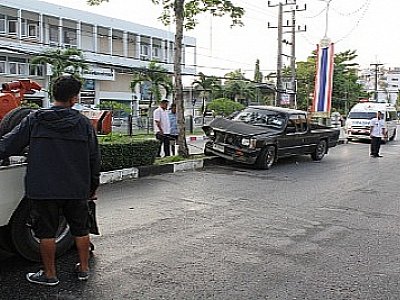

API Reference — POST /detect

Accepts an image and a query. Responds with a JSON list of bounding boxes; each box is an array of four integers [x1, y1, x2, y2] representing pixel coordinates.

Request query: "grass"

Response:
[[112, 127, 205, 137]]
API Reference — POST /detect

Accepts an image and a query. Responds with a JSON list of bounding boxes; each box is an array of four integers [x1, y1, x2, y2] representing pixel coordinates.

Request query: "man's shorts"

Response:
[[30, 199, 89, 239]]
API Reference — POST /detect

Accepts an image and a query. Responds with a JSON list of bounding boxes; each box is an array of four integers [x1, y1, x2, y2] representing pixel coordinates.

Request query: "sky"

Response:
[[41, 0, 399, 79]]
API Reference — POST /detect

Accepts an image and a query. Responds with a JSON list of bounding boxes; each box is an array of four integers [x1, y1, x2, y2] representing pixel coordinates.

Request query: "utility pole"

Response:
[[370, 63, 383, 102], [268, 0, 306, 108], [288, 6, 306, 108]]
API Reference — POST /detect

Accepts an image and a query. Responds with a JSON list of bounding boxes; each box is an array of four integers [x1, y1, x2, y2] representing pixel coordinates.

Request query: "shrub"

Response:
[[207, 98, 245, 117], [99, 134, 160, 171]]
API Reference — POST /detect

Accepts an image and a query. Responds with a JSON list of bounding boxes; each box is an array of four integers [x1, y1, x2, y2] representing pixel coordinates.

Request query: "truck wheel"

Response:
[[311, 140, 327, 161], [0, 107, 33, 137], [256, 145, 276, 170], [10, 198, 74, 262], [0, 107, 33, 166]]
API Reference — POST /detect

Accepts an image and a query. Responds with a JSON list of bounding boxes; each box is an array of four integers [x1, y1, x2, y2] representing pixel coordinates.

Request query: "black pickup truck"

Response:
[[203, 106, 340, 169]]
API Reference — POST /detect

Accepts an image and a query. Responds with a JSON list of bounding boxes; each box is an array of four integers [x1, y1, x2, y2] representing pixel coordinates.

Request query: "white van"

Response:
[[345, 102, 398, 141]]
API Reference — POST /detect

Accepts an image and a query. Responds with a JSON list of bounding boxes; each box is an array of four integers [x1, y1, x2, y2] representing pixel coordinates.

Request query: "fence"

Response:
[[111, 116, 215, 135]]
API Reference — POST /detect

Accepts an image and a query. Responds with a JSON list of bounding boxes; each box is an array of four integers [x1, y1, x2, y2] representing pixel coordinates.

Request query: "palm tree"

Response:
[[192, 72, 221, 124], [130, 61, 173, 133], [224, 70, 256, 105], [31, 48, 88, 100]]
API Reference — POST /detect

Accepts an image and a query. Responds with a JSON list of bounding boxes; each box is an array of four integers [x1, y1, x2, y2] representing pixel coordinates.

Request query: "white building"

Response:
[[386, 68, 400, 105], [0, 0, 197, 110]]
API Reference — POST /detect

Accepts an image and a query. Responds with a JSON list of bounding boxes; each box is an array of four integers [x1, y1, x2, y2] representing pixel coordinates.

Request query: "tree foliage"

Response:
[[130, 61, 173, 105], [31, 48, 88, 99], [223, 69, 257, 104], [207, 98, 244, 117], [193, 72, 222, 114]]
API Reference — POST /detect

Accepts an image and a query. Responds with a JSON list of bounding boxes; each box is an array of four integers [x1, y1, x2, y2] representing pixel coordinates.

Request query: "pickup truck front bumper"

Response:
[[205, 141, 260, 165]]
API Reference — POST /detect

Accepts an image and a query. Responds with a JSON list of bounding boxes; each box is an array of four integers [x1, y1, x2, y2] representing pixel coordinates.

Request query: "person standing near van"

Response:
[[370, 111, 387, 157]]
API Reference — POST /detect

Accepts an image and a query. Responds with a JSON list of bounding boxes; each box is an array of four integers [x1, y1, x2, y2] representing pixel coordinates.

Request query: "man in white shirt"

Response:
[[369, 111, 387, 157], [153, 99, 171, 157]]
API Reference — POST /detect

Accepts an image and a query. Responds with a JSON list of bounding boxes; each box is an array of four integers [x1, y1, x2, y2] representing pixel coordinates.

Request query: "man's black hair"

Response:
[[52, 75, 82, 102]]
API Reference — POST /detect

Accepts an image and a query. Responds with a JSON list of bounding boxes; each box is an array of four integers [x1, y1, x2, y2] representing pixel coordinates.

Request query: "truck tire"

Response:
[[0, 107, 33, 137], [10, 198, 74, 262], [255, 145, 276, 170], [0, 107, 33, 166], [311, 140, 327, 161]]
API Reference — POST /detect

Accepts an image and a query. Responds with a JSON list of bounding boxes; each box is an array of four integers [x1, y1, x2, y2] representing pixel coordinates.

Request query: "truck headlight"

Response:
[[241, 138, 257, 149], [241, 138, 250, 146]]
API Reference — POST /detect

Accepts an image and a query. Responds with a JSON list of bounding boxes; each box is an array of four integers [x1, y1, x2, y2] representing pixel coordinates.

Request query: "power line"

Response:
[[333, 0, 371, 44], [303, 7, 326, 19], [331, 0, 371, 17]]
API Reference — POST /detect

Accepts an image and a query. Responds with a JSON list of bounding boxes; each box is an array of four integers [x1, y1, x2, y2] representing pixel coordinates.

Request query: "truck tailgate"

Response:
[[0, 164, 25, 227]]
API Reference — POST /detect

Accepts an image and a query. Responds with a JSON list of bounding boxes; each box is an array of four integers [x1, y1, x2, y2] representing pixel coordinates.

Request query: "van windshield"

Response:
[[348, 112, 376, 120]]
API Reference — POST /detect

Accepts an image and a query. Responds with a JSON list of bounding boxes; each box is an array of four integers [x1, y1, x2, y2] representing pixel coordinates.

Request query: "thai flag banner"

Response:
[[312, 42, 334, 115]]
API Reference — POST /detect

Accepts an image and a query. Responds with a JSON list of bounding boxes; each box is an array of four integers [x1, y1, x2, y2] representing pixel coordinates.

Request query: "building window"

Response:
[[21, 19, 27, 36], [29, 64, 43, 76], [18, 63, 27, 75], [49, 25, 59, 44], [63, 28, 77, 46], [8, 19, 17, 35], [0, 15, 5, 33], [9, 57, 28, 75], [9, 62, 17, 74], [141, 45, 149, 56], [152, 46, 161, 58], [0, 61, 5, 74], [140, 44, 149, 60], [28, 23, 38, 38]]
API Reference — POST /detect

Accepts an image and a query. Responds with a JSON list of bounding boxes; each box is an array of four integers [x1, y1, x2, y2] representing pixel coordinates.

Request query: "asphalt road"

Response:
[[1, 138, 400, 299]]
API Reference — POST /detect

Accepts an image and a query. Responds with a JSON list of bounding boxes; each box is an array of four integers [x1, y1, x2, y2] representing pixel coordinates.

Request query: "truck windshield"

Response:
[[232, 108, 286, 129], [348, 112, 376, 119]]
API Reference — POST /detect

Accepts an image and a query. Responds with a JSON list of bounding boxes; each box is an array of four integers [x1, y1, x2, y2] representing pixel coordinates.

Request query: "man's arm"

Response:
[[155, 120, 163, 134], [382, 122, 388, 138], [369, 119, 376, 137], [0, 116, 31, 160]]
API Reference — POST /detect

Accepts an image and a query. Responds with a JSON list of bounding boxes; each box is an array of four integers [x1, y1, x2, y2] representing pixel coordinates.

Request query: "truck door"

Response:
[[278, 114, 308, 156]]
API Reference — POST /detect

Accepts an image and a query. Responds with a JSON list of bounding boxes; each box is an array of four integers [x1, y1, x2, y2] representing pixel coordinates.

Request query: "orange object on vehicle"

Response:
[[0, 79, 42, 121], [80, 109, 112, 135]]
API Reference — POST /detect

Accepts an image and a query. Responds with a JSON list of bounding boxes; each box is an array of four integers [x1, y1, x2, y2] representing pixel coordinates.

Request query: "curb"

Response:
[[100, 156, 219, 185]]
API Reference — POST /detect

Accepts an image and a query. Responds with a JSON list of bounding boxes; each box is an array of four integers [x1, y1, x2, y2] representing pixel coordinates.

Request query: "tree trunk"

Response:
[[147, 92, 153, 135], [174, 0, 189, 157]]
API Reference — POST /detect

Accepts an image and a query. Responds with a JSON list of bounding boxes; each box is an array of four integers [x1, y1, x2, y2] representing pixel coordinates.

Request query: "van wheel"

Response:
[[256, 145, 276, 170], [311, 140, 327, 161], [10, 198, 74, 262]]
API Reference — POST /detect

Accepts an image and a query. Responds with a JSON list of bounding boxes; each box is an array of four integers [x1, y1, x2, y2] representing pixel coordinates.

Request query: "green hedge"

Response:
[[99, 135, 160, 172]]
